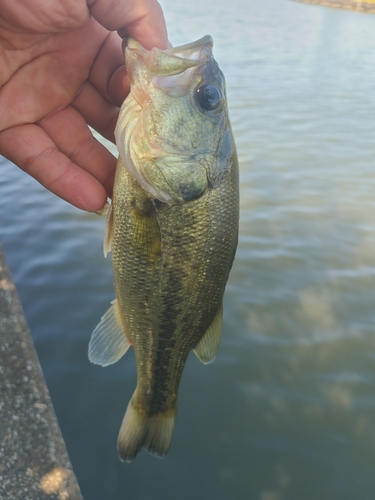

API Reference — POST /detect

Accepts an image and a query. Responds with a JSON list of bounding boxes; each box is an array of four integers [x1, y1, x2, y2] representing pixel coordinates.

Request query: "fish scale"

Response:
[[89, 35, 239, 461]]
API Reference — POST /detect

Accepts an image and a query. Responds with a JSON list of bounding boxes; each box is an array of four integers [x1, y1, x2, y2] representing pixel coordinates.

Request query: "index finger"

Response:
[[87, 0, 169, 50]]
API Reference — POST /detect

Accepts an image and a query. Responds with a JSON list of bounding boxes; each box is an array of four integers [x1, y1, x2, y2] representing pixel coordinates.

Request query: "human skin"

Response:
[[0, 0, 168, 211]]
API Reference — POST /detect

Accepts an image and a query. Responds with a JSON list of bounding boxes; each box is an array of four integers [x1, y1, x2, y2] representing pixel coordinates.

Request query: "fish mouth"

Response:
[[166, 35, 213, 58], [125, 35, 214, 77]]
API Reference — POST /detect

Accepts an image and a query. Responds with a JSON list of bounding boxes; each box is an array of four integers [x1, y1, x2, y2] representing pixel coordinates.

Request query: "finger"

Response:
[[38, 106, 117, 197], [0, 124, 108, 212], [107, 64, 130, 107], [72, 81, 122, 142], [0, 52, 83, 133], [88, 0, 168, 50], [87, 31, 128, 106]]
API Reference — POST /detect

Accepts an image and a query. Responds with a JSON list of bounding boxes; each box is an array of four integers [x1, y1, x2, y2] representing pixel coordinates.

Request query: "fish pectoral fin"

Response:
[[103, 201, 113, 257], [88, 299, 131, 366], [193, 304, 223, 364]]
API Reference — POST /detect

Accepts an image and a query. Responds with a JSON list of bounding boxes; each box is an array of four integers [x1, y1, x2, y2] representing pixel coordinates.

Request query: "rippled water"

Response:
[[1, 0, 375, 498]]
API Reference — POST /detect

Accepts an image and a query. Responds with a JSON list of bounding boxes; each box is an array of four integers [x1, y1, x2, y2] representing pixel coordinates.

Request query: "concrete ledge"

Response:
[[0, 245, 83, 499]]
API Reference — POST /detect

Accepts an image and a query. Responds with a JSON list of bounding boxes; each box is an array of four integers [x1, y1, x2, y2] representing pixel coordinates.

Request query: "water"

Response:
[[1, 0, 375, 498]]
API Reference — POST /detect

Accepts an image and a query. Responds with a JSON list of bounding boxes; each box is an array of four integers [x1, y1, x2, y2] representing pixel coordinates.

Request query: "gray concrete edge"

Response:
[[0, 245, 83, 500]]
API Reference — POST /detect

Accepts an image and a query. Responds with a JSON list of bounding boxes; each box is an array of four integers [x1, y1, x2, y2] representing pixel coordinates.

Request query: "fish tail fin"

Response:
[[117, 394, 177, 462]]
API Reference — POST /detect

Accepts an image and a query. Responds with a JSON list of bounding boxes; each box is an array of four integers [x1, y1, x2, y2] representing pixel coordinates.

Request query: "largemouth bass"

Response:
[[89, 35, 239, 461]]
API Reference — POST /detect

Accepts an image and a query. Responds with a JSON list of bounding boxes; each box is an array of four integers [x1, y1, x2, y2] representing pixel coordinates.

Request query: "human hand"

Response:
[[0, 0, 168, 211]]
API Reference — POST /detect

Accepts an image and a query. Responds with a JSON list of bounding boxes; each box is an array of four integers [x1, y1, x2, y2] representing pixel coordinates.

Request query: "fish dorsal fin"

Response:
[[193, 304, 223, 364], [89, 299, 131, 366], [103, 201, 113, 257]]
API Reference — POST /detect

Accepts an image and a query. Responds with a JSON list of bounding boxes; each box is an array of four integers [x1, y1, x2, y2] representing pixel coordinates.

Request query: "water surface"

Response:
[[1, 0, 375, 498]]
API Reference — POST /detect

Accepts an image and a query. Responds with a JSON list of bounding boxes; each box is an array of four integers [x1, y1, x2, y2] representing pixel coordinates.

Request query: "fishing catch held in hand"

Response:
[[89, 35, 239, 461]]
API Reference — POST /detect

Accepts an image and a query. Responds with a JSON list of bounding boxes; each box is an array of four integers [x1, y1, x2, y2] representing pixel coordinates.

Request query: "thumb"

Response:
[[87, 0, 169, 49]]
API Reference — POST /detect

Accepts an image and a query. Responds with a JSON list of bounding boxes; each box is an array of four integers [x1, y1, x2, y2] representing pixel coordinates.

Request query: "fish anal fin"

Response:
[[88, 299, 131, 366], [117, 394, 176, 462], [103, 201, 113, 257], [193, 304, 223, 364]]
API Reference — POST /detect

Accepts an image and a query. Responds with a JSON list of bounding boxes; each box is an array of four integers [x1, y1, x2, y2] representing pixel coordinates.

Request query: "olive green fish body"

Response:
[[113, 150, 238, 407], [89, 35, 239, 461]]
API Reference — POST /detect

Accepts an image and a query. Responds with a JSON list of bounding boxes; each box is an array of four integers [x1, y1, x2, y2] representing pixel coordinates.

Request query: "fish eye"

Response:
[[196, 84, 222, 111]]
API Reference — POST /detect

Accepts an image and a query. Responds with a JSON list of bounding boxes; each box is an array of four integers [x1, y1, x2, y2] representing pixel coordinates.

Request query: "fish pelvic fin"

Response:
[[88, 299, 131, 366], [193, 303, 223, 364], [95, 200, 110, 216], [117, 395, 177, 462], [103, 201, 113, 257]]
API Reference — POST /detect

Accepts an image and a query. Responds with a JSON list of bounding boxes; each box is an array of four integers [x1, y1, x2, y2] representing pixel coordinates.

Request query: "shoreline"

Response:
[[294, 0, 375, 12]]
